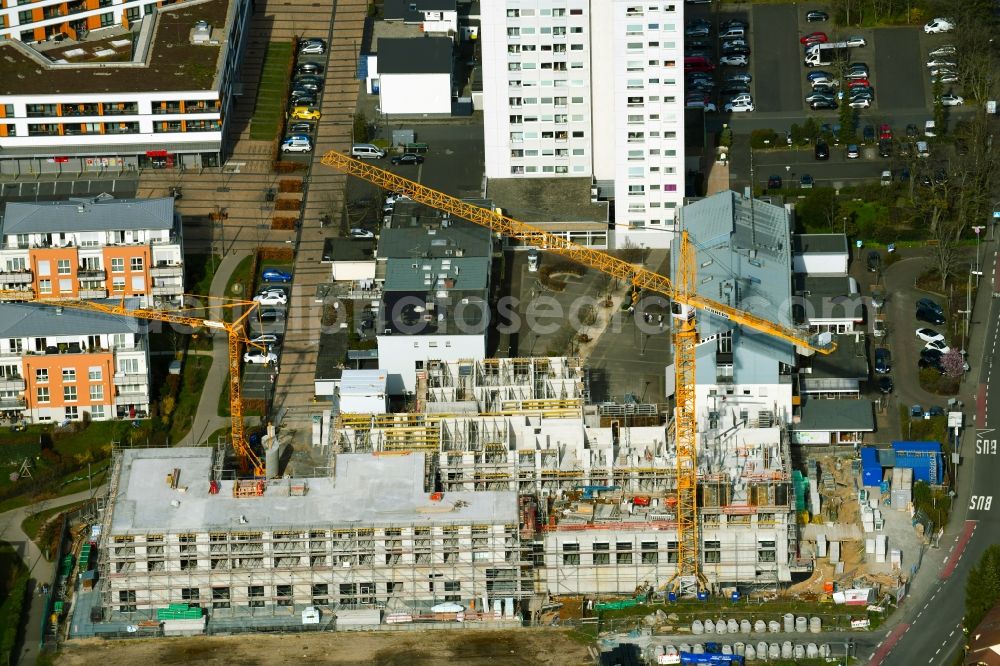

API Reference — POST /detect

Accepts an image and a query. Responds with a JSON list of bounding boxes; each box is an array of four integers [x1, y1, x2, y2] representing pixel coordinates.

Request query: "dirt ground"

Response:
[[55, 628, 592, 665]]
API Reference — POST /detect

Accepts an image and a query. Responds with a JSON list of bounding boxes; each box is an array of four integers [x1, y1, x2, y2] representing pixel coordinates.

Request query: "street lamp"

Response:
[[973, 226, 984, 284]]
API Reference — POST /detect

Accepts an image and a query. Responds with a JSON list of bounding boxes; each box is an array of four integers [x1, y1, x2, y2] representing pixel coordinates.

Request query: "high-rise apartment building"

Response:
[[481, 0, 685, 248]]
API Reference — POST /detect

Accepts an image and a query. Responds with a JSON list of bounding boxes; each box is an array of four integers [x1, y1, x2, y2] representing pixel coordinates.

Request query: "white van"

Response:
[[720, 27, 745, 39], [351, 144, 385, 159], [281, 136, 312, 153], [527, 249, 539, 272]]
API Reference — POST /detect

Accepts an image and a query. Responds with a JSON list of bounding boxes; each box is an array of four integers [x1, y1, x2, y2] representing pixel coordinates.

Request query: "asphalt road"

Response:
[[749, 145, 890, 189], [752, 4, 802, 113], [874, 28, 925, 111], [877, 244, 1000, 665]]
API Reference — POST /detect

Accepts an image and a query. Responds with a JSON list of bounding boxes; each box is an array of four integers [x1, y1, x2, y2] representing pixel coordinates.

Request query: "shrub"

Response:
[[274, 198, 301, 211], [273, 161, 307, 173], [258, 247, 294, 261], [749, 128, 779, 149], [272, 217, 297, 230], [278, 179, 303, 193]]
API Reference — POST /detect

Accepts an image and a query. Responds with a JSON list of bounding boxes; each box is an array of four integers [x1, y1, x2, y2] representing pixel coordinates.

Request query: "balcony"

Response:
[[0, 397, 26, 411], [115, 390, 149, 406], [0, 270, 32, 285], [77, 268, 106, 279], [150, 263, 182, 277], [79, 288, 108, 299], [113, 372, 147, 386], [151, 284, 181, 296], [0, 376, 25, 392]]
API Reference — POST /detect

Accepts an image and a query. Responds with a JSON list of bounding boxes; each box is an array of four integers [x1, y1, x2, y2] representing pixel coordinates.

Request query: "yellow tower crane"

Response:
[[321, 150, 836, 591], [0, 291, 267, 477]]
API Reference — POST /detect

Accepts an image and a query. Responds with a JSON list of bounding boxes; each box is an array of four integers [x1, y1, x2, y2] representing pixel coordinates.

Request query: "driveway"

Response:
[[751, 4, 802, 113]]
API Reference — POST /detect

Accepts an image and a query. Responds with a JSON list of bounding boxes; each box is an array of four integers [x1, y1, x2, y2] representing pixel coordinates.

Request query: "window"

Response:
[[112, 277, 125, 293], [36, 368, 48, 384], [131, 276, 145, 292], [311, 584, 329, 605], [130, 257, 144, 271], [641, 541, 659, 564], [62, 368, 76, 382], [126, 5, 140, 21], [758, 541, 776, 563], [212, 587, 230, 609], [276, 584, 293, 606], [248, 586, 264, 607], [704, 540, 721, 564], [59, 279, 72, 293], [593, 542, 610, 565], [119, 358, 140, 374], [57, 259, 71, 275], [91, 405, 105, 419], [111, 257, 124, 273], [36, 387, 50, 403], [616, 542, 632, 564], [99, 11, 114, 26], [118, 590, 137, 612], [181, 587, 200, 602], [562, 543, 580, 565], [666, 541, 679, 563], [90, 384, 104, 401], [89, 366, 102, 381], [64, 386, 77, 402]]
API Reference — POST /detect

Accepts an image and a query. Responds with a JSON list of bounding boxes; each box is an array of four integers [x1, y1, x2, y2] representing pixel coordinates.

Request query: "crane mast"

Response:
[[0, 291, 267, 477], [321, 151, 835, 590]]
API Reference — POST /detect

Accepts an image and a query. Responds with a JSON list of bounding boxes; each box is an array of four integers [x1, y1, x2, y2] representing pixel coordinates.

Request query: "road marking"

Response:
[[869, 623, 910, 666], [941, 521, 978, 579], [930, 593, 937, 600], [950, 630, 955, 637]]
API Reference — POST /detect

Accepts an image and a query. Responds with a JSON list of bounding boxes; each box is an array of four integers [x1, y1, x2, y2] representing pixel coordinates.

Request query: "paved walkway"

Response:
[[177, 251, 252, 447], [0, 486, 106, 666]]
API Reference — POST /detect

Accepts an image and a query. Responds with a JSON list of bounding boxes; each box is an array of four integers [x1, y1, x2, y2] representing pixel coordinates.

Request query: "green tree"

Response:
[[352, 111, 369, 143], [931, 76, 945, 137], [838, 100, 855, 145], [795, 189, 839, 232], [966, 545, 1000, 632]]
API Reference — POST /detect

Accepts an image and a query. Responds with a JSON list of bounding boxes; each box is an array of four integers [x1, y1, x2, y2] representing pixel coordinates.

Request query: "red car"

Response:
[[847, 79, 870, 88], [879, 123, 892, 140], [800, 31, 828, 45]]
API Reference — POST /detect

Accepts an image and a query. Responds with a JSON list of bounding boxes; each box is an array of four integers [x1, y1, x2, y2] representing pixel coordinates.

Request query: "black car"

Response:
[[391, 153, 425, 165], [878, 376, 894, 394], [289, 93, 316, 107], [878, 139, 892, 158], [767, 175, 782, 189], [296, 61, 325, 75], [866, 250, 881, 272], [862, 125, 876, 143], [806, 10, 829, 21], [722, 46, 750, 57], [686, 39, 713, 50], [721, 84, 751, 96], [257, 308, 285, 323], [917, 306, 946, 326], [288, 121, 314, 134], [814, 142, 830, 160], [875, 347, 891, 374], [918, 357, 945, 373], [920, 348, 944, 363], [720, 19, 748, 30], [906, 123, 919, 138], [810, 99, 837, 110], [917, 297, 944, 316]]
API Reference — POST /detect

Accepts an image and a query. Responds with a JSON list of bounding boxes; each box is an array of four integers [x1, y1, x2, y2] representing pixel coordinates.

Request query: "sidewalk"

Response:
[[0, 486, 107, 666], [177, 251, 251, 448]]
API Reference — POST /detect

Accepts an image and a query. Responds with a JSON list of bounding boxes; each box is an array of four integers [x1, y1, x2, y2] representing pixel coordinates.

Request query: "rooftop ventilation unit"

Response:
[[191, 20, 213, 45]]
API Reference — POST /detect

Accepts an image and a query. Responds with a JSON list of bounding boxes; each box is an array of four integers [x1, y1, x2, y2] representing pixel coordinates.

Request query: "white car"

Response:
[[933, 72, 959, 84], [349, 228, 375, 238], [724, 101, 754, 112], [929, 66, 957, 78], [250, 333, 281, 345], [929, 45, 956, 57], [848, 98, 871, 109], [845, 36, 867, 47], [940, 94, 964, 106], [384, 193, 411, 208], [926, 59, 957, 69], [719, 55, 749, 67], [916, 328, 945, 344], [254, 292, 288, 306], [810, 77, 839, 88], [924, 18, 954, 33], [925, 339, 951, 354], [244, 351, 278, 365]]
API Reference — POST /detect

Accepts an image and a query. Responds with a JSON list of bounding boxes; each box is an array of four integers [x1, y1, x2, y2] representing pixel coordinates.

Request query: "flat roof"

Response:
[[384, 255, 489, 292], [340, 369, 387, 395], [380, 288, 487, 335], [793, 399, 875, 432], [2, 196, 174, 235], [384, 0, 457, 21], [324, 238, 375, 263], [486, 178, 610, 225], [314, 329, 349, 381], [793, 275, 861, 322], [378, 37, 453, 75], [806, 334, 869, 380], [0, 0, 231, 95], [0, 302, 142, 337], [792, 234, 849, 255], [110, 448, 517, 533], [378, 220, 492, 259]]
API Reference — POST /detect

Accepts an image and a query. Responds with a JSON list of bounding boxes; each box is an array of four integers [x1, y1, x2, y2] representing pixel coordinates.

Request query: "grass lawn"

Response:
[[222, 255, 256, 324], [249, 42, 294, 141], [217, 373, 264, 418], [185, 253, 221, 296], [168, 354, 212, 443]]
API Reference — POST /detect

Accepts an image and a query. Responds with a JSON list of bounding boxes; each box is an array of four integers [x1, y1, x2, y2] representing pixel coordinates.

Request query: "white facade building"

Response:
[[480, 0, 685, 248], [369, 37, 453, 115], [383, 0, 458, 36]]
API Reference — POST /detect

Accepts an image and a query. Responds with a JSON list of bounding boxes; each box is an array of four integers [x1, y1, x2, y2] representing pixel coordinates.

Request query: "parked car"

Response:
[[390, 153, 425, 165], [806, 10, 829, 22], [724, 100, 754, 112], [862, 125, 876, 143], [289, 93, 316, 107], [254, 291, 288, 305], [296, 61, 325, 75], [878, 124, 892, 140], [814, 141, 830, 160], [847, 144, 860, 159], [933, 72, 959, 84], [257, 286, 287, 298], [800, 31, 828, 45], [880, 170, 893, 186], [806, 69, 836, 82], [262, 268, 293, 283], [767, 175, 783, 189], [849, 97, 872, 109], [244, 350, 278, 365], [719, 54, 748, 66], [925, 339, 951, 353], [249, 333, 282, 346], [810, 99, 837, 110], [924, 18, 954, 33], [927, 58, 958, 69], [940, 93, 964, 106], [878, 139, 892, 158], [287, 121, 315, 134], [916, 327, 946, 344], [917, 297, 944, 315], [800, 174, 814, 188], [875, 348, 892, 374], [349, 228, 375, 238], [298, 38, 327, 55], [280, 135, 311, 153], [725, 70, 752, 83], [917, 306, 946, 325], [929, 45, 956, 57], [845, 36, 867, 47], [866, 251, 881, 272], [806, 91, 836, 104], [878, 376, 894, 394], [290, 106, 321, 120]]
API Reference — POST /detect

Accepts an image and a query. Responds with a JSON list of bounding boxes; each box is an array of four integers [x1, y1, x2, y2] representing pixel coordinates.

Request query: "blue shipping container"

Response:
[[892, 441, 943, 484], [860, 447, 882, 487]]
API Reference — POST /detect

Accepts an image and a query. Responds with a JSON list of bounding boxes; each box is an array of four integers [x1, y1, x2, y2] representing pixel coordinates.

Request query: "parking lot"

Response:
[[276, 37, 330, 165], [752, 4, 802, 113]]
